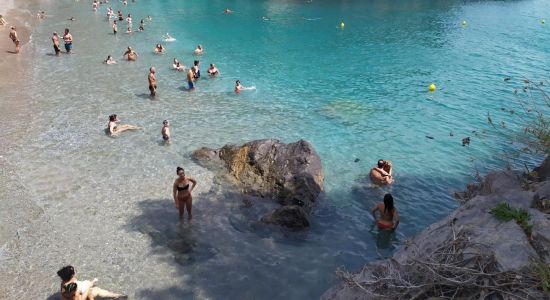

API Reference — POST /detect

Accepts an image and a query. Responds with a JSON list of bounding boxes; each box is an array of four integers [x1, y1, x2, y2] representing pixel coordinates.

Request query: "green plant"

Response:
[[491, 202, 532, 236], [531, 258, 550, 292]]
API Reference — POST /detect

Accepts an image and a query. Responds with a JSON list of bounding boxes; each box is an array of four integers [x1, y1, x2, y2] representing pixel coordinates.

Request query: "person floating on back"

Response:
[[370, 159, 394, 185], [371, 193, 400, 231]]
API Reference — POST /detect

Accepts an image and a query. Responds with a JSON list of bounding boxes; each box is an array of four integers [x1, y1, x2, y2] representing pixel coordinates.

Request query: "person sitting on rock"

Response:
[[370, 159, 394, 185], [371, 193, 399, 231]]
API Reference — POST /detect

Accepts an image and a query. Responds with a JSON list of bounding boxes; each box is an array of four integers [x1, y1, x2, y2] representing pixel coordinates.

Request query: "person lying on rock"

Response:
[[371, 193, 399, 231], [370, 159, 394, 185]]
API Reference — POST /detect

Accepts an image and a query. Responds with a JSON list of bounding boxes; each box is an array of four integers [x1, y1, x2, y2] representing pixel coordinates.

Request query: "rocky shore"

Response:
[[322, 156, 550, 299]]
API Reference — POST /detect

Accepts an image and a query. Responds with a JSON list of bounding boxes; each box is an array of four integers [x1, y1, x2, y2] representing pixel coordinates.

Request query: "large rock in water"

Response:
[[192, 139, 324, 229]]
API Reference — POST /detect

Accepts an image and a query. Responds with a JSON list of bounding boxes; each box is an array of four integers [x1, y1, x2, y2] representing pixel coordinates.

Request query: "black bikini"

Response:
[[177, 184, 189, 191]]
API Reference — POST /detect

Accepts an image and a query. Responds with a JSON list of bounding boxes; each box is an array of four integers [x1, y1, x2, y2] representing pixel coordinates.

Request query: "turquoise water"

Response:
[[2, 0, 549, 299]]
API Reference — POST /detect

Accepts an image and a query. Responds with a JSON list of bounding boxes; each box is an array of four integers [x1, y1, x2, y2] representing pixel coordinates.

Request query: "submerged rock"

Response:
[[192, 139, 324, 229]]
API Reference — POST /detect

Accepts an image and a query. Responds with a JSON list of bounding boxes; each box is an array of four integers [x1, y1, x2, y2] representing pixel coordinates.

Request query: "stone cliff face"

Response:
[[193, 139, 324, 229], [322, 157, 550, 299]]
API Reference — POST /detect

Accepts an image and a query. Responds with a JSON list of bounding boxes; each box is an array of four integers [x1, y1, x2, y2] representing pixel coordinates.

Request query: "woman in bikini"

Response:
[[371, 194, 399, 231], [57, 265, 126, 300], [172, 167, 197, 220], [106, 114, 140, 136]]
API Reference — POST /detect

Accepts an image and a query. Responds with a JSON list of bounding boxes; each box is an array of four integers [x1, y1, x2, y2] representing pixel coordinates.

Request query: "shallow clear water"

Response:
[[1, 0, 549, 299]]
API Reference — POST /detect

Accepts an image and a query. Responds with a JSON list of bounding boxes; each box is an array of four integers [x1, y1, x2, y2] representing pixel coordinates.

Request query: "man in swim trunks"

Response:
[[9, 26, 20, 54], [161, 120, 171, 143], [371, 193, 399, 231], [63, 28, 73, 54], [148, 67, 157, 97], [52, 32, 60, 56], [370, 159, 394, 185], [187, 68, 195, 90], [112, 20, 117, 35]]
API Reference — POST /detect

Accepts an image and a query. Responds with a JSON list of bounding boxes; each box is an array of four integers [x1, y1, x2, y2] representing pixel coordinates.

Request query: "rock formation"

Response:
[[193, 139, 324, 229]]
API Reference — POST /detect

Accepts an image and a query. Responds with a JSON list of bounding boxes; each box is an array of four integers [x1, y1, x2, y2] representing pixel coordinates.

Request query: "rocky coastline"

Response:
[[322, 156, 550, 299]]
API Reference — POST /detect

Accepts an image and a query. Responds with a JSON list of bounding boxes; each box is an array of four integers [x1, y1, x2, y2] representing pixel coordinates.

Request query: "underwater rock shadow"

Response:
[[135, 286, 194, 300], [124, 198, 218, 267]]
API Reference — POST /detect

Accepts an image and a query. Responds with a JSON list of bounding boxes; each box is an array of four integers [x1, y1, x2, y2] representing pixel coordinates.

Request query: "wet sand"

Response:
[[0, 2, 43, 299]]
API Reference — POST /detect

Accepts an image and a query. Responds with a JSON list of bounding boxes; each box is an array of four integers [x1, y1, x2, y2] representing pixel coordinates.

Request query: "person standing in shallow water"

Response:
[[161, 120, 170, 144], [52, 32, 60, 56], [63, 28, 73, 54], [9, 26, 19, 54], [371, 193, 400, 231], [173, 167, 197, 221], [148, 67, 157, 97]]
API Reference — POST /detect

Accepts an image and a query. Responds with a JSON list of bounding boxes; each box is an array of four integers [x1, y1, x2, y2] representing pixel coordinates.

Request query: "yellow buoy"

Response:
[[429, 83, 436, 92], [461, 20, 467, 26], [340, 21, 345, 28]]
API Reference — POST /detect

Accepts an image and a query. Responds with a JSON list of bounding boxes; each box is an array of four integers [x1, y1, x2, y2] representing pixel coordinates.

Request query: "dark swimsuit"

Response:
[[177, 184, 189, 191], [162, 134, 170, 141]]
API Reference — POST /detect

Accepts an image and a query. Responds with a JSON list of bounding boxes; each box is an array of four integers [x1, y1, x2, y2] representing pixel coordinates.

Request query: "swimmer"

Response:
[[187, 68, 195, 90], [52, 32, 61, 56], [9, 26, 20, 54], [126, 26, 132, 34], [148, 67, 157, 97], [172, 167, 197, 220], [92, 0, 98, 11], [68, 17, 76, 21], [63, 28, 73, 54], [207, 63, 219, 76], [163, 33, 175, 42], [123, 0, 127, 5], [112, 20, 118, 35], [36, 11, 47, 19], [104, 55, 116, 64], [194, 44, 203, 55], [126, 14, 132, 25], [147, 15, 152, 22], [371, 194, 400, 231], [370, 159, 394, 185], [57, 265, 126, 300], [138, 19, 144, 31], [154, 43, 164, 54], [161, 120, 171, 143], [235, 80, 242, 93], [117, 11, 123, 21], [192, 60, 200, 78], [123, 46, 138, 61], [153, 44, 164, 54], [224, 8, 233, 14], [173, 61, 185, 71], [0, 15, 7, 26], [107, 114, 140, 135]]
